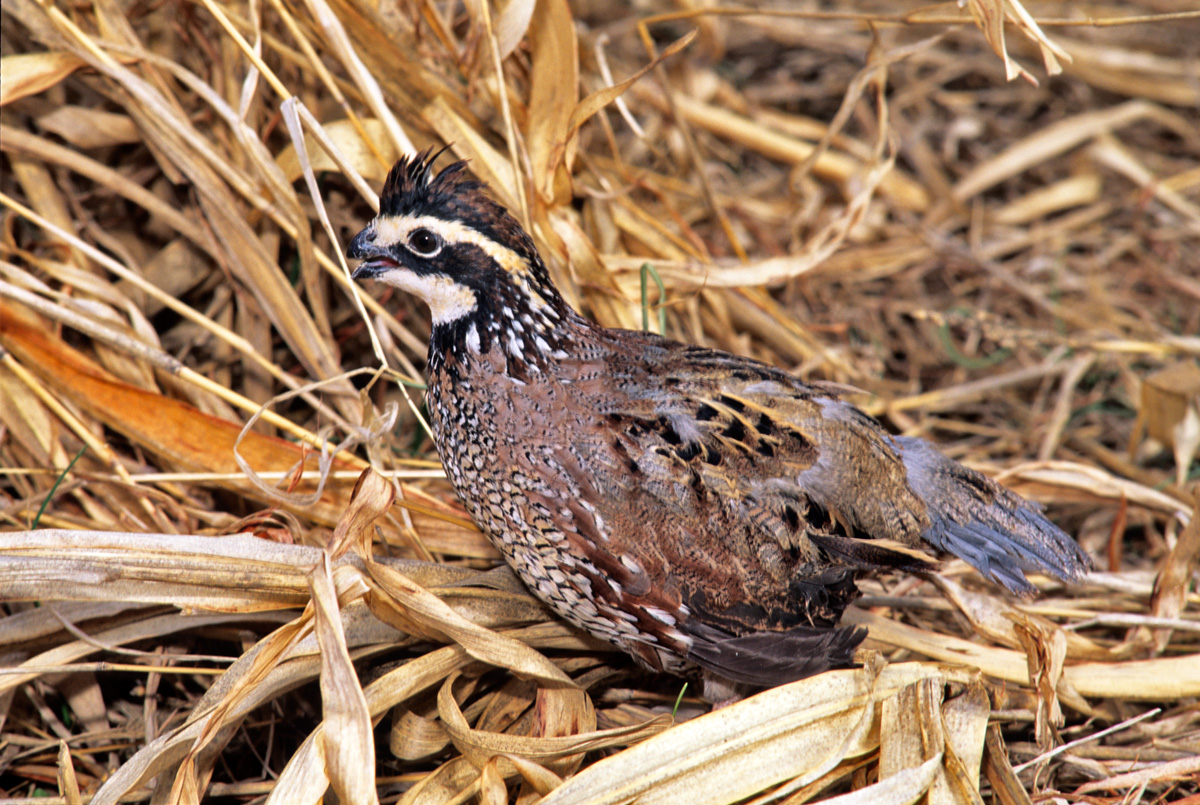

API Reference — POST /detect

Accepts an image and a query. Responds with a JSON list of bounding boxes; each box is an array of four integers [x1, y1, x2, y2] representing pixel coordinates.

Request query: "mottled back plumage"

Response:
[[349, 152, 1092, 688]]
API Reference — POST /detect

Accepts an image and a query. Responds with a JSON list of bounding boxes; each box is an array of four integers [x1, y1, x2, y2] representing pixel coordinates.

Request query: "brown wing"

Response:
[[590, 333, 943, 576]]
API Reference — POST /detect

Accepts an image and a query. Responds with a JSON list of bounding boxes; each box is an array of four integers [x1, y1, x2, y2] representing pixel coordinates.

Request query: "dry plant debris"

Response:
[[1, 0, 1198, 802]]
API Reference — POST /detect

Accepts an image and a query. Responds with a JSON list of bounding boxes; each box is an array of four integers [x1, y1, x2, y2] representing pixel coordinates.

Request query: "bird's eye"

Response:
[[408, 228, 440, 256]]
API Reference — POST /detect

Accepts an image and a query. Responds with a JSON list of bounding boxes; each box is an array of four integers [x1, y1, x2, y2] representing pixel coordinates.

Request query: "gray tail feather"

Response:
[[896, 437, 1091, 594]]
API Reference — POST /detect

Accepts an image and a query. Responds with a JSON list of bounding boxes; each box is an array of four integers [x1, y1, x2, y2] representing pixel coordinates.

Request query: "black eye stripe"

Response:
[[409, 228, 440, 255]]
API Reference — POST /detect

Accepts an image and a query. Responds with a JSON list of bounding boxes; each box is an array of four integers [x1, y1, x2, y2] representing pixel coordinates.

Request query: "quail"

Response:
[[348, 151, 1091, 688]]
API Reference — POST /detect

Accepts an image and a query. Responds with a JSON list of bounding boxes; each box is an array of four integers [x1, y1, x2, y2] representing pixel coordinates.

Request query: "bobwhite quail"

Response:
[[348, 151, 1091, 688]]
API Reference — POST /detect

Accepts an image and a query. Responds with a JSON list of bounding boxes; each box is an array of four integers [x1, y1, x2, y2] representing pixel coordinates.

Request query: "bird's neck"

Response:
[[427, 263, 584, 383]]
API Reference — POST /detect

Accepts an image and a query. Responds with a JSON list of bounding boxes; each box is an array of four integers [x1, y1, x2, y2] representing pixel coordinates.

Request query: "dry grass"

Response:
[[2, 0, 1199, 802]]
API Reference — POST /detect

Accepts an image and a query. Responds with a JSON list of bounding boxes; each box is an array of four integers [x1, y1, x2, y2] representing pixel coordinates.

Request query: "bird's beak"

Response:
[[347, 226, 393, 279]]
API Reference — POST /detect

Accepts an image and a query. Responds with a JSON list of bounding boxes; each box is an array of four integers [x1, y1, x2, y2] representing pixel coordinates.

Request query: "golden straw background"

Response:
[[1, 0, 1198, 802]]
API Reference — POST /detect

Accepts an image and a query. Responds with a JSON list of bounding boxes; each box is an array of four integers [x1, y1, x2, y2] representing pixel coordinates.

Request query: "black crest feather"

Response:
[[379, 149, 503, 235], [381, 147, 458, 216]]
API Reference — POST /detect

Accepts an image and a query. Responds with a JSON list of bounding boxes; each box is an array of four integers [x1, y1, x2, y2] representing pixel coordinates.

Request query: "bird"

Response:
[[347, 150, 1091, 690]]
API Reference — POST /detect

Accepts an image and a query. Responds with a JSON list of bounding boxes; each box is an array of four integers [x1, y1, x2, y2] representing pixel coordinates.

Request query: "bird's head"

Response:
[[348, 150, 567, 329]]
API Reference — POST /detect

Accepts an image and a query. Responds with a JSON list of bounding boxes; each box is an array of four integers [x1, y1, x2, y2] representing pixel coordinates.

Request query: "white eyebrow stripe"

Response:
[[374, 215, 528, 276]]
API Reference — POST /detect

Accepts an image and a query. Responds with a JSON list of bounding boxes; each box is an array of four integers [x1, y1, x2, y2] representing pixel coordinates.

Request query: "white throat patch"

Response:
[[373, 266, 478, 325]]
